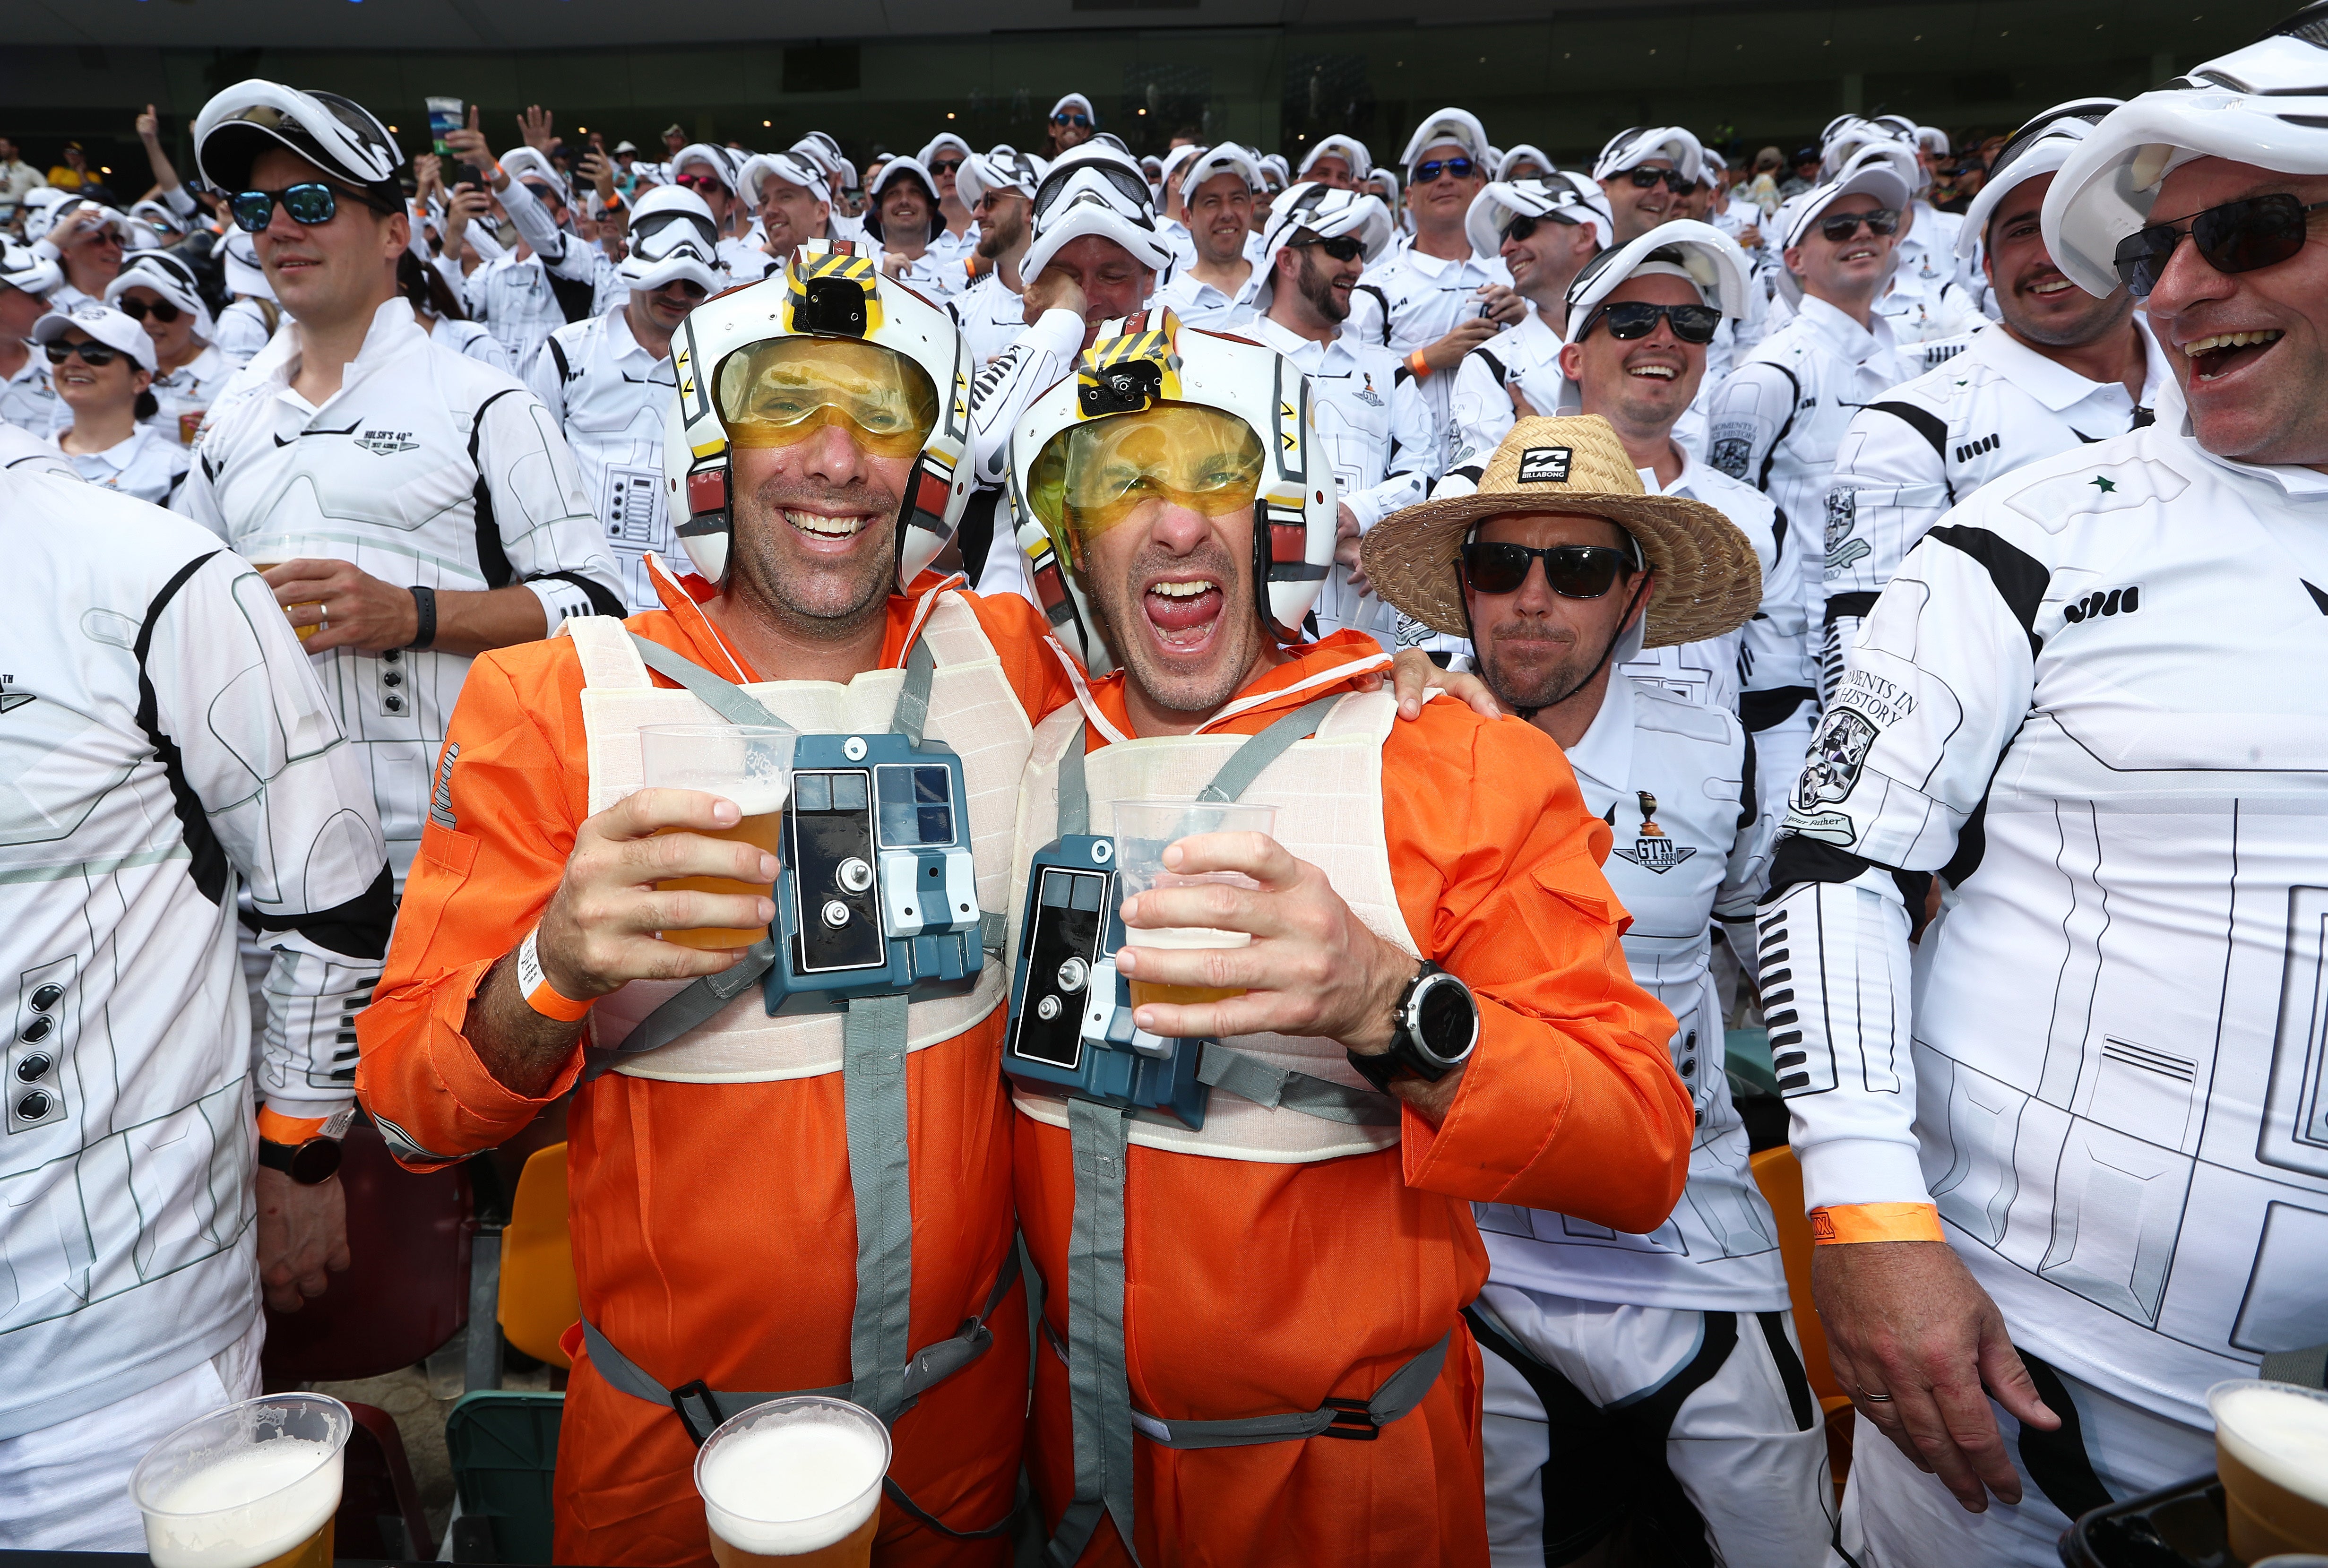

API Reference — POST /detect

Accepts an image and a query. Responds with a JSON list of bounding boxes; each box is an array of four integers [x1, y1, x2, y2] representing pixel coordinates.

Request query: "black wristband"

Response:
[[406, 585, 437, 650]]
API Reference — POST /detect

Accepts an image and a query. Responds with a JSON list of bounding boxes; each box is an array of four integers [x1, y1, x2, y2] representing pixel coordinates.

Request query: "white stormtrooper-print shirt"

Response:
[[526, 304, 677, 613], [1481, 674, 1787, 1310], [1765, 423, 2328, 1428], [175, 299, 624, 887], [1818, 319, 2172, 701], [1352, 234, 1512, 465], [0, 469, 389, 1438], [1444, 309, 1570, 472]]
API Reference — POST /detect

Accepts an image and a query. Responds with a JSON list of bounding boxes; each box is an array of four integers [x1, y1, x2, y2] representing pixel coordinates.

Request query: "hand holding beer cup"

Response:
[[696, 1396, 890, 1567], [2210, 1378, 2328, 1561], [1111, 799, 1420, 1055], [639, 724, 796, 951], [132, 1393, 350, 1568]]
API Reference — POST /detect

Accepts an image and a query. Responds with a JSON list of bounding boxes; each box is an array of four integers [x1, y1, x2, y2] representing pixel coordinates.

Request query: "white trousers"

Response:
[[0, 1308, 265, 1549], [1840, 1355, 2216, 1568], [1474, 1284, 1843, 1568]]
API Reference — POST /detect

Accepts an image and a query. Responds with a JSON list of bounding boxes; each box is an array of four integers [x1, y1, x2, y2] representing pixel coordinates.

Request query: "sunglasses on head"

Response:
[[927, 158, 964, 176], [229, 181, 390, 233], [116, 295, 183, 325], [2112, 192, 2328, 299], [45, 338, 124, 368], [1053, 112, 1093, 127], [1412, 156, 1477, 185], [1626, 166, 1693, 193], [1817, 207, 1901, 242], [1296, 234, 1367, 262], [1461, 542, 1638, 598], [1579, 299, 1722, 345]]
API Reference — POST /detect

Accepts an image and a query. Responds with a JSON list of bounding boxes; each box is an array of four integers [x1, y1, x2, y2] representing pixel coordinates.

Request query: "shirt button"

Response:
[[384, 695, 405, 713], [382, 647, 402, 663]]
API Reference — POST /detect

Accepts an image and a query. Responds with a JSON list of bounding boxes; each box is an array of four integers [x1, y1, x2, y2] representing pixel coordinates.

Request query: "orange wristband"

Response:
[[1407, 347, 1432, 380], [1809, 1202, 1945, 1245], [516, 925, 594, 1022], [257, 1107, 330, 1144]]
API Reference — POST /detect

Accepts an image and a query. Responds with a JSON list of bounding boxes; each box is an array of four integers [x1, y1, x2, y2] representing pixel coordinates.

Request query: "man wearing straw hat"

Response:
[[1368, 412, 1845, 1566]]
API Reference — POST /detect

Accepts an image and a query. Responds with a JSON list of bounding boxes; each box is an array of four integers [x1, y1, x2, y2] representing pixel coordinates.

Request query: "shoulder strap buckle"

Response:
[[1318, 1396, 1382, 1440]]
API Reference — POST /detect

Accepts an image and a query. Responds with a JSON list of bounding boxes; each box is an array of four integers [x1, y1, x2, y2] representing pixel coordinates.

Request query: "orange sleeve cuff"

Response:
[[1810, 1202, 1944, 1245], [257, 1107, 330, 1143]]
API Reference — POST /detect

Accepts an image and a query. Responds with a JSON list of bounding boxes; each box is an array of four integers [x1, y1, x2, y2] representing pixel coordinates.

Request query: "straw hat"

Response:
[[1365, 415, 1761, 649]]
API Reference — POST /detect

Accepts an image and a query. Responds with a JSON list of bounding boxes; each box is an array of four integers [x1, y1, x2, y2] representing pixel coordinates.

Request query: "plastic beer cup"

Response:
[[2210, 1378, 2328, 1560], [131, 1392, 351, 1568], [695, 1396, 890, 1567], [640, 724, 795, 950], [1111, 798, 1278, 1011]]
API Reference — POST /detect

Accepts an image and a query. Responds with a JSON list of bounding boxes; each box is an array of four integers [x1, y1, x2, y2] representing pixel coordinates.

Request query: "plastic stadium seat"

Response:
[[446, 1390, 564, 1565], [336, 1400, 435, 1561], [497, 1142, 579, 1371], [262, 1113, 475, 1385], [1749, 1145, 1858, 1493]]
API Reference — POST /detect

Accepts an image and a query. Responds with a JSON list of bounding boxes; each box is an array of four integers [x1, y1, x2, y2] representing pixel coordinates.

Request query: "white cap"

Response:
[[1495, 145, 1556, 181], [957, 147, 1046, 207], [501, 146, 567, 200], [127, 198, 185, 236], [1258, 153, 1292, 187], [1178, 144, 1262, 204], [1399, 109, 1492, 171], [617, 184, 724, 295], [918, 132, 973, 168], [2045, 6, 2328, 296], [1050, 93, 1098, 125], [1158, 143, 1206, 193], [669, 143, 740, 193], [106, 249, 216, 341], [1253, 183, 1393, 310], [1298, 135, 1373, 181], [1781, 150, 1914, 250], [1955, 99, 2121, 262], [1565, 218, 1752, 324], [194, 78, 403, 195], [1593, 126, 1704, 183], [1022, 140, 1174, 281], [0, 240, 60, 298], [1466, 173, 1613, 258], [865, 157, 940, 245], [221, 229, 274, 300], [739, 150, 828, 207], [34, 304, 159, 374], [1819, 116, 1915, 181]]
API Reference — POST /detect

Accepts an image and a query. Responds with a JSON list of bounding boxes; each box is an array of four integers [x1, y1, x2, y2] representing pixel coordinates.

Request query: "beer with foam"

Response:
[[133, 1395, 349, 1568], [2210, 1378, 2328, 1560], [696, 1396, 889, 1567], [639, 724, 796, 950]]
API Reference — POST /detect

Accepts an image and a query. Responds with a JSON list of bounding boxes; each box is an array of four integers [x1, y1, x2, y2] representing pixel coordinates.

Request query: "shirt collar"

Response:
[[2193, 443, 2328, 498], [1794, 293, 1892, 362], [1248, 312, 1354, 367], [1962, 320, 2145, 414], [255, 297, 425, 410], [1561, 668, 1636, 795]]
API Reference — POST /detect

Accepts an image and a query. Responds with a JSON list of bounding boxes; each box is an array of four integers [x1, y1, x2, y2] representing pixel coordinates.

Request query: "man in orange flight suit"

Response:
[[357, 250, 1064, 1565], [998, 315, 1692, 1564]]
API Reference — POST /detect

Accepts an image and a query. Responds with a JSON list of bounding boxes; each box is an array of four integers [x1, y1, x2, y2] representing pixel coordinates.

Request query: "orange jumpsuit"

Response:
[[358, 570, 1077, 1567], [1016, 633, 1693, 1567]]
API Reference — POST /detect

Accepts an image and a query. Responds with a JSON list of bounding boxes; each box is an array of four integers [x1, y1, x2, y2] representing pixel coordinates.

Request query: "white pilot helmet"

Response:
[[1021, 141, 1178, 281], [662, 240, 974, 590], [2044, 4, 2328, 296], [1005, 309, 1338, 676]]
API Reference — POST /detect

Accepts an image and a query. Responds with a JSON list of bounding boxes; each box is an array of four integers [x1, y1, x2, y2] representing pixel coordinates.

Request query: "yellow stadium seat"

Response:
[[497, 1142, 579, 1371], [1750, 1144, 1858, 1495]]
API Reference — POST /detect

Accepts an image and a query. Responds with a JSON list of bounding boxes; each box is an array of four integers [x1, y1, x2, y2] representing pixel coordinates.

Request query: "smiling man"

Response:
[[1759, 16, 2328, 1564], [1000, 313, 1691, 1565], [1594, 126, 1704, 247], [1443, 174, 1613, 465], [1820, 101, 2170, 702], [1151, 144, 1265, 330]]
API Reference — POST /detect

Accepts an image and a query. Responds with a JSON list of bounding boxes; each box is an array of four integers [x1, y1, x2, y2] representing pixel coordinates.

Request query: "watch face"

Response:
[[1414, 975, 1477, 1064], [289, 1137, 344, 1185]]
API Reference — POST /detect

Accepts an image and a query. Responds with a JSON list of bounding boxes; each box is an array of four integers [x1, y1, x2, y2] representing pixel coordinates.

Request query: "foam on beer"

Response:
[[143, 1440, 340, 1568], [699, 1418, 885, 1555], [717, 780, 789, 817], [2216, 1383, 2328, 1507], [1123, 923, 1252, 950]]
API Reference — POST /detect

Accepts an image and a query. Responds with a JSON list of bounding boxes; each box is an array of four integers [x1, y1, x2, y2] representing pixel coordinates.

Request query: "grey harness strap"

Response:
[[1045, 693, 1411, 1567]]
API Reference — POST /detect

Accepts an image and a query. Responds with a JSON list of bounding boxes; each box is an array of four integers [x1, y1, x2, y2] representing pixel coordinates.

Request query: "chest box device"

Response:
[[767, 732, 984, 1007], [1002, 834, 1208, 1129]]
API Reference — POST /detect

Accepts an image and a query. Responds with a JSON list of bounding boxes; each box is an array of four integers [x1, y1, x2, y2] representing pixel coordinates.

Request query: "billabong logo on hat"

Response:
[[1517, 446, 1573, 484]]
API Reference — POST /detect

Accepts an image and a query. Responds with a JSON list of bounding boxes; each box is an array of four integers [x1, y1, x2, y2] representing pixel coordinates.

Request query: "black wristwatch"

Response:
[[1347, 961, 1480, 1091], [405, 585, 437, 651], [258, 1135, 344, 1186]]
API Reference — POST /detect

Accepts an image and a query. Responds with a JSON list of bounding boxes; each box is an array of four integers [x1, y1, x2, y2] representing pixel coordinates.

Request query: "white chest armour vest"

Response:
[[564, 594, 1033, 1082], [1005, 689, 1419, 1162]]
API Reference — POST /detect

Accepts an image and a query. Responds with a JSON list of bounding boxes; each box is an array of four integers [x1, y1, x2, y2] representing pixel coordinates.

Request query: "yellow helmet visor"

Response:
[[715, 336, 939, 460], [1026, 404, 1266, 548]]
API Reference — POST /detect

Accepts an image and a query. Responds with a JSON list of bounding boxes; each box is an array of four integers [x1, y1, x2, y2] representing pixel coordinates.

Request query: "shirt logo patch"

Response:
[[356, 429, 420, 456], [1355, 371, 1385, 408], [1610, 790, 1698, 874], [2061, 585, 2140, 623], [428, 742, 460, 830], [1789, 706, 1879, 845], [1824, 490, 1868, 574], [1517, 446, 1573, 484], [0, 676, 34, 716]]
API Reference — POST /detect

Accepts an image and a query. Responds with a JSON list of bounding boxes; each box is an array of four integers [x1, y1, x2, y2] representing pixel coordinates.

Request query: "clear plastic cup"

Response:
[[695, 1395, 891, 1567], [640, 724, 796, 950], [1111, 798, 1278, 1011], [131, 1392, 351, 1568], [2210, 1378, 2328, 1561]]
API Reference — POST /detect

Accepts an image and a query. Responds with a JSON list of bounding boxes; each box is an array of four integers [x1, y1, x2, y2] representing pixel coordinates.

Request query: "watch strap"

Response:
[[406, 585, 438, 650]]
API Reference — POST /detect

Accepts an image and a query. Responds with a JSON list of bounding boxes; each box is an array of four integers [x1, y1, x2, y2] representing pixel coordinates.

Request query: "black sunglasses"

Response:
[[1296, 234, 1367, 262], [45, 339, 124, 368], [1413, 156, 1477, 185], [2113, 192, 2328, 299], [927, 158, 964, 176], [1461, 542, 1637, 598], [230, 181, 395, 233], [1580, 300, 1722, 345], [1818, 207, 1901, 243], [1052, 112, 1093, 127], [116, 296, 183, 325], [1627, 166, 1693, 193]]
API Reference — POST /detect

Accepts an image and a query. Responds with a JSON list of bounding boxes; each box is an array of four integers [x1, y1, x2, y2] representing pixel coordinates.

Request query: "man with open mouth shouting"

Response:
[[1762, 9, 2328, 1563], [998, 310, 1692, 1565]]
